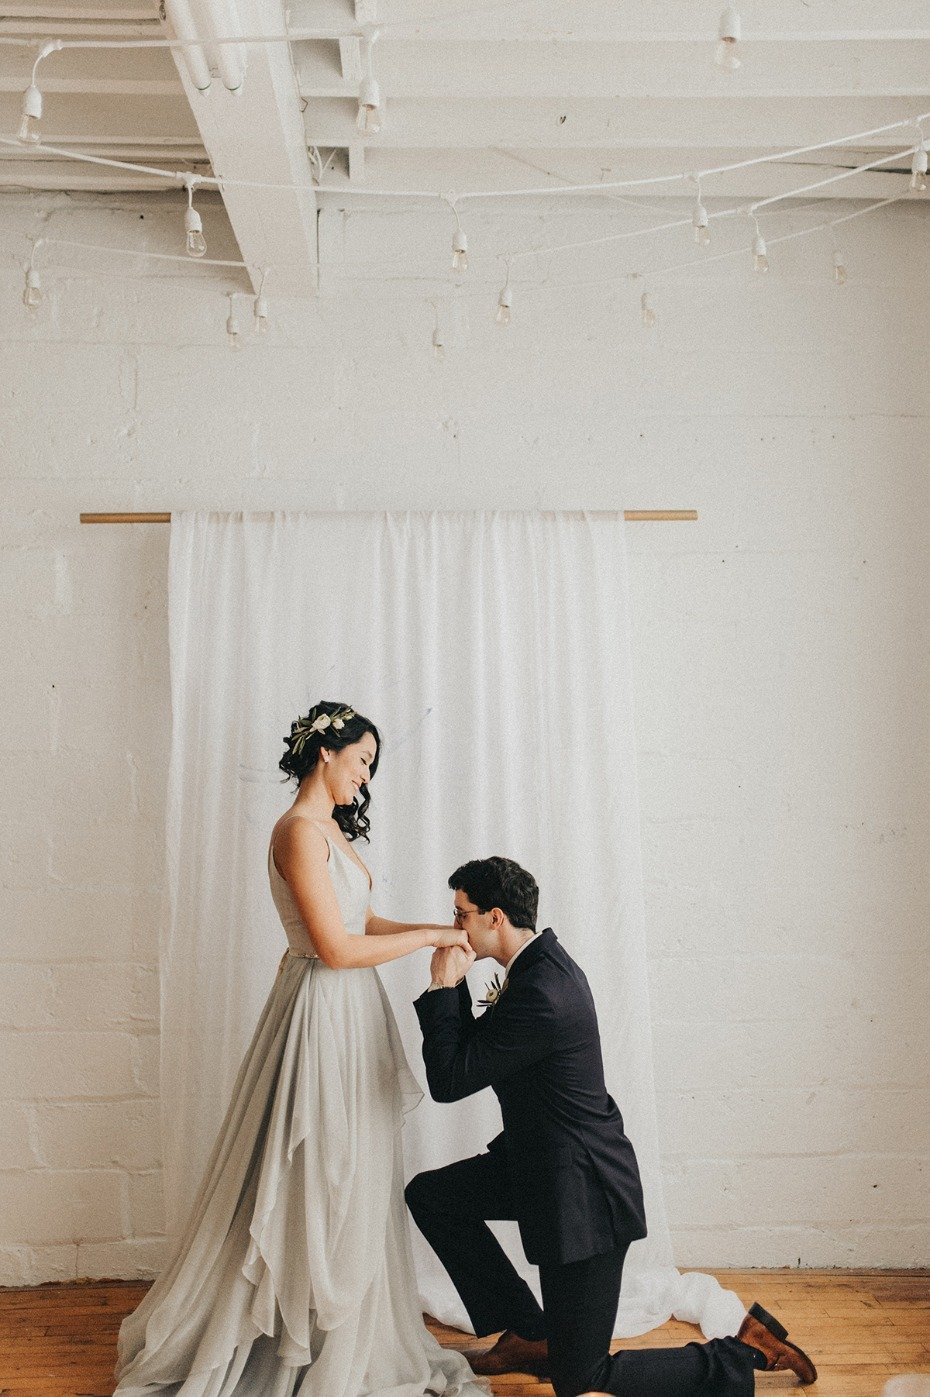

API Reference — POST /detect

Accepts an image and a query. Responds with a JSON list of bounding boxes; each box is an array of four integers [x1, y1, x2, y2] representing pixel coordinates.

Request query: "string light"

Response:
[[357, 75, 382, 133], [910, 125, 928, 190], [17, 41, 62, 144], [184, 177, 207, 257], [452, 228, 468, 272], [691, 176, 710, 246], [715, 6, 741, 70], [22, 263, 42, 309], [750, 213, 769, 273], [3, 99, 927, 206], [447, 201, 469, 273], [357, 29, 383, 134], [640, 290, 656, 327], [18, 85, 42, 144], [253, 269, 269, 333], [8, 96, 927, 317], [826, 225, 847, 286], [431, 301, 446, 358], [752, 233, 768, 272], [226, 293, 242, 349]]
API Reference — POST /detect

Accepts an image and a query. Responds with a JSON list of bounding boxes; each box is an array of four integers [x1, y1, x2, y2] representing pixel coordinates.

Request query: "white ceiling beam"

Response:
[[0, 89, 200, 138], [0, 44, 182, 94], [8, 0, 930, 37], [294, 38, 930, 101], [303, 97, 930, 153], [337, 33, 362, 83], [0, 158, 209, 188], [2, 149, 917, 201], [307, 146, 923, 202], [163, 0, 318, 296], [0, 19, 158, 35], [0, 0, 156, 18], [347, 139, 365, 182], [287, 0, 930, 43]]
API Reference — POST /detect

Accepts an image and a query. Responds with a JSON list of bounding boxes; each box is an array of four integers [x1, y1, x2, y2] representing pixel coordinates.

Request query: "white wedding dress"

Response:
[[115, 827, 485, 1396]]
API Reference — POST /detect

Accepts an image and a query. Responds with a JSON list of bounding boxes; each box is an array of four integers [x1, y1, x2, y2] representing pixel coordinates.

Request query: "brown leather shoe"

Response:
[[469, 1329, 549, 1378], [737, 1303, 818, 1384]]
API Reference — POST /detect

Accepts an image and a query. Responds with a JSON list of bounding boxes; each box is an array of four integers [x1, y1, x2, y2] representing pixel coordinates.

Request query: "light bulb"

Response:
[[452, 228, 468, 273], [18, 84, 43, 144], [253, 293, 269, 333], [226, 304, 242, 350], [357, 76, 382, 134], [432, 328, 445, 360], [910, 144, 928, 192], [496, 286, 512, 325], [184, 205, 206, 258], [752, 233, 768, 273], [692, 200, 710, 245], [832, 249, 847, 285], [22, 267, 42, 309], [640, 291, 656, 327], [715, 6, 741, 69]]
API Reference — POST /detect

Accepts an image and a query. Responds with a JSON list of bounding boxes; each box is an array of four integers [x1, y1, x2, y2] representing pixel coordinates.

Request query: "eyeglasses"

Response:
[[452, 905, 481, 923]]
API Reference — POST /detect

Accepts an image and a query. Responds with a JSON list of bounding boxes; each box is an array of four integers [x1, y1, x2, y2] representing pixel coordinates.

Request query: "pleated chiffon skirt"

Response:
[[115, 953, 486, 1396]]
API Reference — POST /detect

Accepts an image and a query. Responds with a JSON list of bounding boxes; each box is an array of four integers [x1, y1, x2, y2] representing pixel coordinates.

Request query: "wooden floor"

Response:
[[0, 1270, 926, 1396]]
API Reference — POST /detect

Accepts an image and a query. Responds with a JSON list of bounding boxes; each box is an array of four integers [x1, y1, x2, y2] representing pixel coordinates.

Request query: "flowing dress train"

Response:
[[114, 829, 485, 1397]]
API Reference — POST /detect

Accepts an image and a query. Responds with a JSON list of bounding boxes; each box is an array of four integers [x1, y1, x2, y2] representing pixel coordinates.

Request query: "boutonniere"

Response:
[[478, 972, 509, 1008]]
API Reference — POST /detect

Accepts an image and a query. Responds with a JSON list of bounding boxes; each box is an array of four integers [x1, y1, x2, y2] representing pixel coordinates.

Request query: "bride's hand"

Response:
[[425, 926, 471, 950]]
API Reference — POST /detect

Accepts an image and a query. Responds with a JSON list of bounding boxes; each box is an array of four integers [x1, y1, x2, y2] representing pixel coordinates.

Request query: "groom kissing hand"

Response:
[[406, 856, 818, 1397], [427, 942, 476, 990]]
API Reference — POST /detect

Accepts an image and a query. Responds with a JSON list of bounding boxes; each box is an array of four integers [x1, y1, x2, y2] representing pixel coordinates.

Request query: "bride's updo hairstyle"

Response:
[[279, 700, 381, 842]]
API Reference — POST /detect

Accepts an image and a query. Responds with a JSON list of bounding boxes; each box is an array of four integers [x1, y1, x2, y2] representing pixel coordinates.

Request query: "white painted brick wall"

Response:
[[0, 189, 927, 1284]]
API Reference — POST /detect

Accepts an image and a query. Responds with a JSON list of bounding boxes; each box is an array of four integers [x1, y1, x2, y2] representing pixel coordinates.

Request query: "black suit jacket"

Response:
[[413, 927, 647, 1266]]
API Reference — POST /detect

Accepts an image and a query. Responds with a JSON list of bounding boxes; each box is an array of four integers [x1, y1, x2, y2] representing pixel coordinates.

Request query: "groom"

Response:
[[407, 856, 818, 1397]]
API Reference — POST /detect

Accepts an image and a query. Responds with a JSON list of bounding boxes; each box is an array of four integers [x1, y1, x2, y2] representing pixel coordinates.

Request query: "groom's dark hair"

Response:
[[448, 857, 538, 932]]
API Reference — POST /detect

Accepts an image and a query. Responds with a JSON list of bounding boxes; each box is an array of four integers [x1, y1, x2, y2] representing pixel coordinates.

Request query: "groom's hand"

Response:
[[429, 944, 476, 988]]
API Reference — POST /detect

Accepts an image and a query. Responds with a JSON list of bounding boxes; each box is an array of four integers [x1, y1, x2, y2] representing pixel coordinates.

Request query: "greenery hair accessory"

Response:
[[288, 704, 356, 759]]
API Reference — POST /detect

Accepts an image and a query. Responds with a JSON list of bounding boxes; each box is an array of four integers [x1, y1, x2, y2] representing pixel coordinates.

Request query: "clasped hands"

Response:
[[429, 941, 476, 988]]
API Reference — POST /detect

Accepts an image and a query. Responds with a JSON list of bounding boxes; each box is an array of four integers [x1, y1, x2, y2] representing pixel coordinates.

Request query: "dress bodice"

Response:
[[268, 824, 371, 956]]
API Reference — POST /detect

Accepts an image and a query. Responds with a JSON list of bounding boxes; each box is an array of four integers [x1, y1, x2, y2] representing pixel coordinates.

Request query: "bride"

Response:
[[115, 700, 486, 1396]]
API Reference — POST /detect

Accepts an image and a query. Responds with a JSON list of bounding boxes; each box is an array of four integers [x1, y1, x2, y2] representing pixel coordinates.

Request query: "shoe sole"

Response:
[[750, 1303, 789, 1341]]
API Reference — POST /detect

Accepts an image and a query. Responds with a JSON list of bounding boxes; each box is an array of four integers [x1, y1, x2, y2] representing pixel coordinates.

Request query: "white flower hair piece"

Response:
[[289, 705, 356, 759]]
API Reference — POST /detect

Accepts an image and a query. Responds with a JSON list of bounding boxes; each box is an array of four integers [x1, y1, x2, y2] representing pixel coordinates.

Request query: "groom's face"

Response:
[[452, 891, 500, 960]]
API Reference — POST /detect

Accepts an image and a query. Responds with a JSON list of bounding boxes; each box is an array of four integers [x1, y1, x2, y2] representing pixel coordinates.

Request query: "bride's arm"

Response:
[[365, 911, 449, 937], [275, 821, 466, 970]]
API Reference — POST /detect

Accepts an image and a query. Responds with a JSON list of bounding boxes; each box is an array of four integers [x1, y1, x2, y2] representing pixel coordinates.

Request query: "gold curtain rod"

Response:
[[80, 511, 698, 524]]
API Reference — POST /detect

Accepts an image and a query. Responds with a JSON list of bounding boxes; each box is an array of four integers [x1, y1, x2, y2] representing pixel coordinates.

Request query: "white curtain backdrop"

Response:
[[162, 510, 744, 1340]]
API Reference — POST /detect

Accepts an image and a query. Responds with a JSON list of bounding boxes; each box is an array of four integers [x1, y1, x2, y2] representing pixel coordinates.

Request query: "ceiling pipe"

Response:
[[162, 0, 213, 91], [162, 0, 246, 93], [194, 0, 246, 93]]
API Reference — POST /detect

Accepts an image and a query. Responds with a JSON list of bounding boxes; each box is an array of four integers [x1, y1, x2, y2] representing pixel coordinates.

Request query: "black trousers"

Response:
[[406, 1150, 756, 1397]]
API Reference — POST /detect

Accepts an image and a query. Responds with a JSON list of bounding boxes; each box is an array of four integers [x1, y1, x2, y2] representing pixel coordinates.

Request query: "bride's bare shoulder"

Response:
[[271, 813, 331, 870]]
